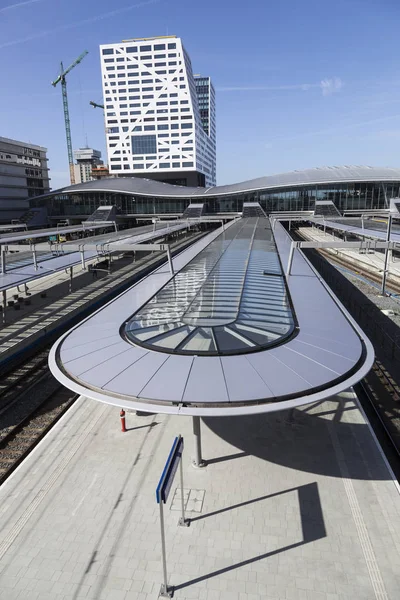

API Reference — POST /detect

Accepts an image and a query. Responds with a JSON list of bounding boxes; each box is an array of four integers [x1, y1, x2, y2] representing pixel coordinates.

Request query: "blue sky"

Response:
[[1, 0, 400, 189]]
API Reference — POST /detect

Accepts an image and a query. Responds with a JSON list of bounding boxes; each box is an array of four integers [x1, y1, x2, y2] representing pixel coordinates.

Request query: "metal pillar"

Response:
[[69, 266, 73, 293], [158, 501, 171, 598], [286, 241, 296, 277], [32, 246, 38, 270], [80, 247, 85, 270], [381, 214, 393, 296], [192, 416, 206, 468], [178, 456, 189, 527], [1, 247, 5, 274], [166, 246, 174, 275], [2, 290, 6, 324]]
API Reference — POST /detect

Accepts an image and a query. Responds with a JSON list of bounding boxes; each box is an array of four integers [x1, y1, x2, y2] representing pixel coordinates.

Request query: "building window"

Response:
[[158, 124, 168, 130], [159, 162, 170, 168], [110, 165, 121, 170], [183, 162, 194, 167], [140, 45, 151, 51], [127, 46, 137, 53], [131, 134, 157, 154], [168, 43, 176, 49], [102, 48, 113, 55], [181, 123, 193, 129], [134, 164, 144, 169], [172, 162, 180, 168], [154, 44, 165, 50]]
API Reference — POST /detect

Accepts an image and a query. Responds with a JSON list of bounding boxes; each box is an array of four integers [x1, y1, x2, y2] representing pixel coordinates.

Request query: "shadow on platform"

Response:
[[175, 481, 326, 592], [203, 395, 391, 480]]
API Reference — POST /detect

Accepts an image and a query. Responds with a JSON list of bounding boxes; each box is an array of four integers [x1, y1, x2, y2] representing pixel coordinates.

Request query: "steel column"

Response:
[[381, 214, 393, 296], [192, 416, 206, 468], [2, 290, 6, 324], [32, 246, 38, 270], [166, 246, 174, 275], [286, 241, 296, 277], [1, 247, 5, 274]]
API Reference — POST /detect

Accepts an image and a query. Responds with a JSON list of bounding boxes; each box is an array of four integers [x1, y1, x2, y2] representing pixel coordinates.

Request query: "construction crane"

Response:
[[89, 101, 104, 109], [51, 51, 89, 185]]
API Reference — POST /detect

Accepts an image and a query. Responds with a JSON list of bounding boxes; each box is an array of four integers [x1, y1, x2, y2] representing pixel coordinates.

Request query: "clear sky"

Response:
[[1, 0, 400, 189]]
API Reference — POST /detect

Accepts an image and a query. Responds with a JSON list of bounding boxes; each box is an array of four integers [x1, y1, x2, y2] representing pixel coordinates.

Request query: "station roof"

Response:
[[35, 165, 400, 200], [0, 222, 186, 293], [49, 218, 374, 416]]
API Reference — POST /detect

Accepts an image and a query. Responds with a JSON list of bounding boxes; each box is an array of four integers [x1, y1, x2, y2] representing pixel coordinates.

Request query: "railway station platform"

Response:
[[0, 389, 399, 600], [298, 226, 400, 288]]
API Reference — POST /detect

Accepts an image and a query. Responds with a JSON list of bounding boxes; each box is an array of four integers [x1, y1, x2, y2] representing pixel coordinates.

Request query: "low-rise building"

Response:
[[0, 136, 50, 222]]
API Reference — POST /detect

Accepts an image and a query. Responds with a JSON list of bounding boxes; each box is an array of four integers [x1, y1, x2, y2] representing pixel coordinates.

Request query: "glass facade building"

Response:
[[30, 166, 400, 219]]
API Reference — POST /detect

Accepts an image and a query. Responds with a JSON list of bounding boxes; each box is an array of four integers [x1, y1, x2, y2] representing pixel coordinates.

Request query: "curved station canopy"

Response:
[[38, 165, 400, 200], [49, 216, 374, 416]]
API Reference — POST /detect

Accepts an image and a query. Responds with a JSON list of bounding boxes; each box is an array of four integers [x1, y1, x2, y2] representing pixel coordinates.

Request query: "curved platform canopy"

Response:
[[49, 217, 374, 416], [36, 165, 400, 200]]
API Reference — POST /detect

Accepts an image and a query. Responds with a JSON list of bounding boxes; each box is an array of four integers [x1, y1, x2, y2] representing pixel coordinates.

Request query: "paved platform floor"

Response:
[[0, 390, 399, 600]]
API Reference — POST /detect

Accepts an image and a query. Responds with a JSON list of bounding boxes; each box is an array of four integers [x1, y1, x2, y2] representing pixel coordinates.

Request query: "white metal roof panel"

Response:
[[49, 220, 374, 415], [182, 357, 229, 404], [81, 347, 149, 388], [221, 355, 273, 402], [139, 355, 194, 402]]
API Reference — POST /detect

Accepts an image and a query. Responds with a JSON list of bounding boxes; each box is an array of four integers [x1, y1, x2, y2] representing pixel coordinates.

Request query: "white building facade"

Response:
[[99, 36, 216, 187]]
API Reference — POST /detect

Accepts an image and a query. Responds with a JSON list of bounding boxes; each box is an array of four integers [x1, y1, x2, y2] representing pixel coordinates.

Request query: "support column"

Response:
[[1, 247, 5, 274], [80, 247, 85, 270], [69, 266, 73, 293], [2, 289, 6, 324], [32, 246, 38, 270], [286, 241, 296, 277], [192, 416, 206, 468], [381, 214, 393, 296], [166, 246, 174, 275]]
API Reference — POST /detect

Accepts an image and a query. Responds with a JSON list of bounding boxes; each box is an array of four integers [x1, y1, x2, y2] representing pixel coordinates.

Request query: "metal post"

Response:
[[288, 220, 291, 231], [159, 502, 171, 598], [32, 246, 38, 270], [2, 290, 6, 324], [286, 241, 296, 277], [192, 416, 206, 468], [178, 456, 189, 527], [0, 247, 5, 274], [69, 266, 73, 293], [361, 215, 364, 230], [166, 246, 174, 275], [381, 214, 393, 296], [80, 247, 85, 270]]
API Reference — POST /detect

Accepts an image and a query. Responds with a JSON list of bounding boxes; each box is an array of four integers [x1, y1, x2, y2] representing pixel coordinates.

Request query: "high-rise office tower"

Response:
[[100, 35, 216, 187]]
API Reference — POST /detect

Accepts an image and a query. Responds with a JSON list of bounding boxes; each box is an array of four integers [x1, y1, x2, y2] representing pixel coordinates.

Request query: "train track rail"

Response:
[[0, 349, 50, 416], [0, 374, 78, 485]]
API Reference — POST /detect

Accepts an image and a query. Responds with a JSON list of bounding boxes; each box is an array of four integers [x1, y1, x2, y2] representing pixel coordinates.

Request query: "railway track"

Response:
[[0, 231, 209, 485], [316, 246, 400, 297], [0, 349, 50, 417], [0, 374, 78, 485]]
